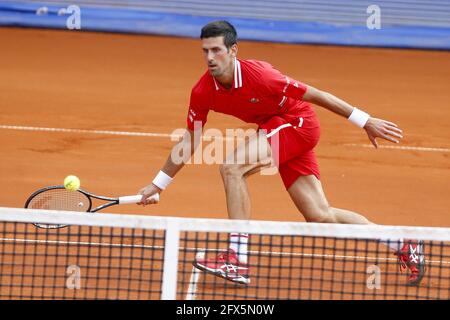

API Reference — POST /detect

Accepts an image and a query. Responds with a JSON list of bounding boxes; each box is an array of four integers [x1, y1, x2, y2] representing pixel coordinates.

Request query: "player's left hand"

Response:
[[364, 117, 403, 148]]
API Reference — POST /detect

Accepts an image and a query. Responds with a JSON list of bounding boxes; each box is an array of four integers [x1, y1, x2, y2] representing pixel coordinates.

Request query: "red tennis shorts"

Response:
[[260, 115, 321, 189]]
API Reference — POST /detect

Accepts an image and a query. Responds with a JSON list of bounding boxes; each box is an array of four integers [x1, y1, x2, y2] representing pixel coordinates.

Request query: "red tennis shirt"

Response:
[[187, 58, 319, 131]]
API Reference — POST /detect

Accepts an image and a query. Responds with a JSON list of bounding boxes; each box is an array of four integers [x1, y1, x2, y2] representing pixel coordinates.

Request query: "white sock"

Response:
[[379, 239, 403, 252], [229, 233, 249, 264]]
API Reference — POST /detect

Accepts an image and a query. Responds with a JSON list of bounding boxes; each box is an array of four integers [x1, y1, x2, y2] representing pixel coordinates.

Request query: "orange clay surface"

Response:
[[0, 28, 449, 299]]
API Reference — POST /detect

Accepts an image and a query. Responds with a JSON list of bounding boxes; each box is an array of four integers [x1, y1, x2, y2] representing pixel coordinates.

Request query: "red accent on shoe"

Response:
[[395, 240, 426, 286], [193, 249, 250, 285]]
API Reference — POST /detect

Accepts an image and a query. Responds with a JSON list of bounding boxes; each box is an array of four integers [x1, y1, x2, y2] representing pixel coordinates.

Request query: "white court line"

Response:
[[0, 237, 165, 250], [344, 143, 450, 153], [0, 237, 448, 265], [186, 251, 205, 300], [0, 125, 182, 139], [1, 125, 449, 152], [0, 125, 236, 142]]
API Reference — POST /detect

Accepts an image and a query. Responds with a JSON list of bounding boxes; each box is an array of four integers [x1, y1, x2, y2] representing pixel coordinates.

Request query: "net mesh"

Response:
[[0, 207, 448, 300], [177, 233, 448, 300], [0, 221, 164, 299]]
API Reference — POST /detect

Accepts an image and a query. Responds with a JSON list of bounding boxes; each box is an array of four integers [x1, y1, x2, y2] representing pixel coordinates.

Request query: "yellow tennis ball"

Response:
[[64, 175, 80, 191]]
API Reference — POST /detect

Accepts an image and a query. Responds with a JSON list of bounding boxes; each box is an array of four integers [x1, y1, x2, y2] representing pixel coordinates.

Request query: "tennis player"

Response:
[[138, 21, 425, 286]]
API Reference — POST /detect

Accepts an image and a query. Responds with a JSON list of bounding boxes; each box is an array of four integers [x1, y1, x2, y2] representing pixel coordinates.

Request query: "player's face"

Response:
[[202, 36, 236, 78]]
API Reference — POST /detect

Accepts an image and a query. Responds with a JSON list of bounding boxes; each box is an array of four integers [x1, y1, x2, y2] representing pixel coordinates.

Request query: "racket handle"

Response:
[[119, 193, 159, 204]]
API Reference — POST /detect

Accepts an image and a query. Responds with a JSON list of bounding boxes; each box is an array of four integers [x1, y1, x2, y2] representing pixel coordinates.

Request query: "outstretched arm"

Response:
[[302, 85, 403, 148], [138, 128, 200, 205]]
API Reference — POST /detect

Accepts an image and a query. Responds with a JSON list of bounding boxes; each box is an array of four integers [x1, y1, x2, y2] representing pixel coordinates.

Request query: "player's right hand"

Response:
[[138, 184, 162, 206]]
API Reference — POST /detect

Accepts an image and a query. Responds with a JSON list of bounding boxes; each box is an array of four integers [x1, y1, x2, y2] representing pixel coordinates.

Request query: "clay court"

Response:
[[0, 27, 449, 299]]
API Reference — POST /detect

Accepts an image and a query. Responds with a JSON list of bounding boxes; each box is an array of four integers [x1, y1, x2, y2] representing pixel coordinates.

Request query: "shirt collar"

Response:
[[233, 57, 243, 89], [212, 57, 243, 91]]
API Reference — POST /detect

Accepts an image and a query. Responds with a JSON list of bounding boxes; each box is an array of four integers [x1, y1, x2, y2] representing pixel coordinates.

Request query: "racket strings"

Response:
[[27, 188, 90, 212]]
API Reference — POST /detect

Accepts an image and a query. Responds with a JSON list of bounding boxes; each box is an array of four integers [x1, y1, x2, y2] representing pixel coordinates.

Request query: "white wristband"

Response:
[[348, 108, 370, 128], [152, 171, 173, 190]]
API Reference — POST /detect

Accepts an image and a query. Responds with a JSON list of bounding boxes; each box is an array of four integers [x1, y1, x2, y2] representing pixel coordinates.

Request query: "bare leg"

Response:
[[286, 175, 417, 284], [220, 131, 273, 220], [287, 175, 374, 224], [220, 165, 252, 220]]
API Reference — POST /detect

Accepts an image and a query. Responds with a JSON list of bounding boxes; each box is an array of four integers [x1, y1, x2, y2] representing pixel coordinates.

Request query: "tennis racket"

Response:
[[24, 185, 159, 229]]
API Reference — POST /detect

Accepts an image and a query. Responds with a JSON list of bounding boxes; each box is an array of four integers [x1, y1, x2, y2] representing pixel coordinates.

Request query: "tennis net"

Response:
[[0, 207, 449, 300]]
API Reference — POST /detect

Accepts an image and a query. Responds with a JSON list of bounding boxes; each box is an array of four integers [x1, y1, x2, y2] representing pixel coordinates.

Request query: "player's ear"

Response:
[[230, 43, 238, 57]]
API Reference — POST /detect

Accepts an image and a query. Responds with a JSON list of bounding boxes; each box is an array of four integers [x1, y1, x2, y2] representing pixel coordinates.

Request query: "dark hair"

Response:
[[200, 20, 237, 49]]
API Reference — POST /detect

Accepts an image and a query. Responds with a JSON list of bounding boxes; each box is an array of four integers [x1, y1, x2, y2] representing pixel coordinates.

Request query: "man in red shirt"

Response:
[[139, 21, 425, 286]]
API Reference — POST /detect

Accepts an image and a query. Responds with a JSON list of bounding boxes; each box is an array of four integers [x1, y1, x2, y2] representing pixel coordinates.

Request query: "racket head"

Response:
[[24, 185, 92, 229]]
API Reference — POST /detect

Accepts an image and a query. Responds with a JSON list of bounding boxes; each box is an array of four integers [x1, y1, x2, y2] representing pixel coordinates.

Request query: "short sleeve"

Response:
[[186, 89, 210, 131], [264, 64, 308, 100]]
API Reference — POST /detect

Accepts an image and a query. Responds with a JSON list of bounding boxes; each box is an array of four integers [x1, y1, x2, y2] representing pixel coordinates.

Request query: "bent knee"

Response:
[[220, 162, 269, 179]]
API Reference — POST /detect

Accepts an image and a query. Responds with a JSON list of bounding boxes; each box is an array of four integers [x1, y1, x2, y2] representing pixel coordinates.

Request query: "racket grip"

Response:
[[119, 193, 159, 204]]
